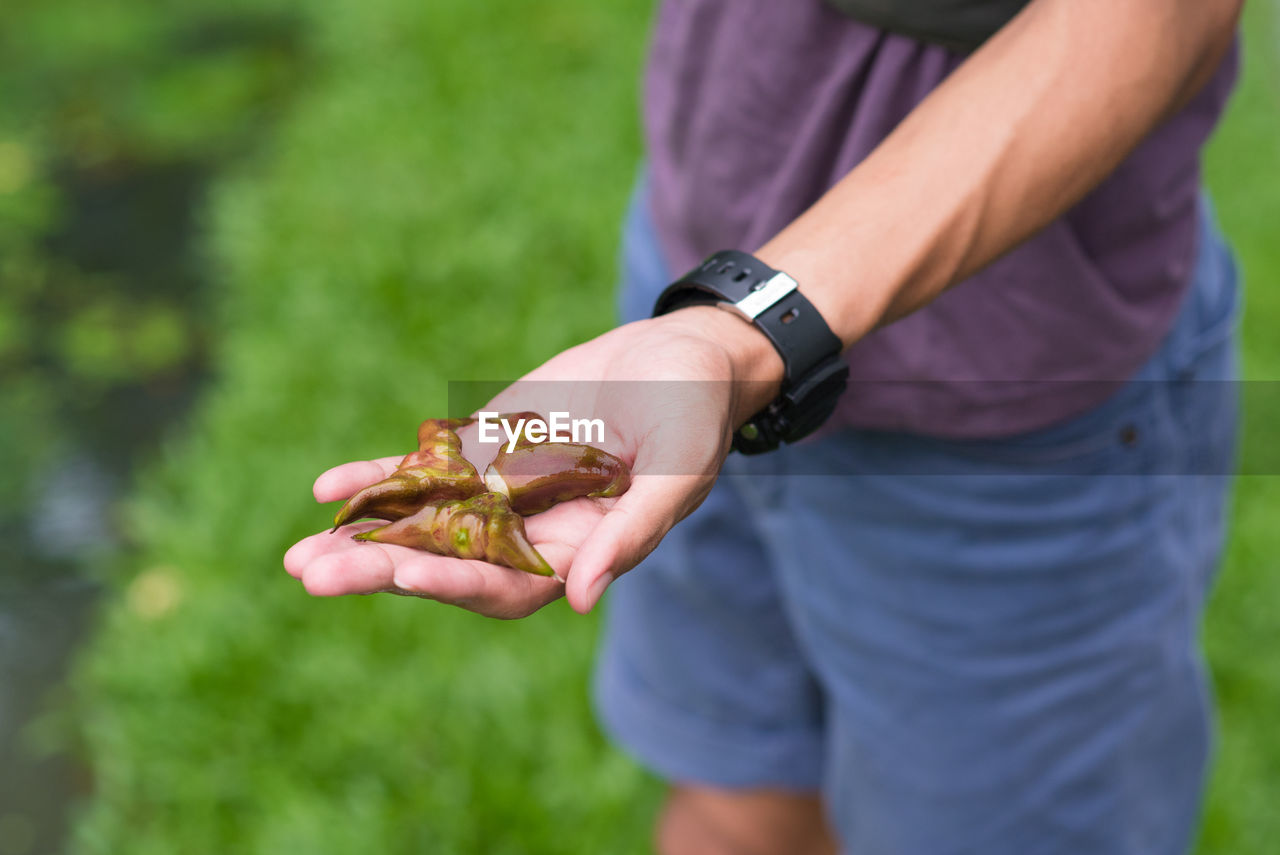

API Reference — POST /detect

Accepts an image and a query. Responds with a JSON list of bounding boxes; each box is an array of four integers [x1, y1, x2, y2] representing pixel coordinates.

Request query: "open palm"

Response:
[[284, 310, 762, 617]]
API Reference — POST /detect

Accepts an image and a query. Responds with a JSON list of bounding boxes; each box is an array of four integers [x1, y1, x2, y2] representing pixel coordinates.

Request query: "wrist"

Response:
[[753, 240, 883, 349], [657, 305, 785, 425], [652, 249, 849, 452]]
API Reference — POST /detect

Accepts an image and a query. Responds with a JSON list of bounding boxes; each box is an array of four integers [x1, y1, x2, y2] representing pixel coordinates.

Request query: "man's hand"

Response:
[[284, 307, 784, 617]]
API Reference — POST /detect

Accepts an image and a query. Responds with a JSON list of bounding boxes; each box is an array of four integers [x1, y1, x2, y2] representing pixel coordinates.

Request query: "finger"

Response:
[[564, 472, 713, 614], [284, 521, 386, 578], [313, 455, 404, 502], [390, 550, 566, 619], [299, 539, 400, 596], [523, 498, 604, 548], [295, 528, 569, 617], [520, 498, 607, 581], [288, 504, 589, 583]]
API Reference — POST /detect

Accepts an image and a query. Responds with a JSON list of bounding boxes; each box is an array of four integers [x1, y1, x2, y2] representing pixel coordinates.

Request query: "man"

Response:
[[286, 0, 1244, 851]]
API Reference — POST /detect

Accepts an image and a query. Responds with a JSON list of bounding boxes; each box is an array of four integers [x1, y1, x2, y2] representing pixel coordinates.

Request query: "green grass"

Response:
[[1198, 3, 1280, 853], [61, 0, 1280, 853], [67, 1, 660, 853]]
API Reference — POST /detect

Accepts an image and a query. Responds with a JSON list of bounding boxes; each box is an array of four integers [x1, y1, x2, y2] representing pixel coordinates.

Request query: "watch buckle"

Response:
[[717, 272, 798, 321]]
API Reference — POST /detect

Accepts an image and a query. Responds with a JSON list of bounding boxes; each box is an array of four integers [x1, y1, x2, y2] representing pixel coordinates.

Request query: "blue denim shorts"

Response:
[[593, 186, 1240, 855]]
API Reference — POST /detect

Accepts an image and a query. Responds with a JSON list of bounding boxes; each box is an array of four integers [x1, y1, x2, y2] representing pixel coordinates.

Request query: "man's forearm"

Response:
[[748, 0, 1241, 352]]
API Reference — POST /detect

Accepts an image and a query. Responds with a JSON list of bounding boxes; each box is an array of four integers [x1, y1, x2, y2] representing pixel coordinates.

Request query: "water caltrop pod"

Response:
[[416, 417, 476, 451], [483, 442, 630, 515], [354, 492, 553, 576], [332, 427, 484, 530]]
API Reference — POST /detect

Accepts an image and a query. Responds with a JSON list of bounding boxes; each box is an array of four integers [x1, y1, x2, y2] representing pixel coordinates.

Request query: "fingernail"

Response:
[[584, 571, 614, 611]]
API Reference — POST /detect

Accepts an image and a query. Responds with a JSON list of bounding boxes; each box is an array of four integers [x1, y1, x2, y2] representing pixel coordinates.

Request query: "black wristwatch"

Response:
[[653, 250, 849, 455]]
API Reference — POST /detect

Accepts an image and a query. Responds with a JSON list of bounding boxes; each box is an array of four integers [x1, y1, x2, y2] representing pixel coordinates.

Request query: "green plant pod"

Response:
[[483, 442, 630, 515], [353, 492, 553, 576], [415, 411, 542, 455], [399, 423, 474, 470], [332, 428, 484, 530], [416, 417, 476, 450]]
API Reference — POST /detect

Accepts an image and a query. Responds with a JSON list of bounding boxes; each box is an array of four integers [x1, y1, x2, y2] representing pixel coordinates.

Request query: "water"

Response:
[[0, 9, 307, 848], [0, 572, 97, 855], [0, 159, 210, 855]]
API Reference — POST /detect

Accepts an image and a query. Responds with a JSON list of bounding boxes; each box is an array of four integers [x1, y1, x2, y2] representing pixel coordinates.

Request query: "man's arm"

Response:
[[287, 0, 1242, 616], [751, 0, 1242, 352]]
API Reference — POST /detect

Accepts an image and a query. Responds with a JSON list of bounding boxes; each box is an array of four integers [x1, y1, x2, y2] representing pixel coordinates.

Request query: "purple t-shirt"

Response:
[[645, 0, 1238, 437]]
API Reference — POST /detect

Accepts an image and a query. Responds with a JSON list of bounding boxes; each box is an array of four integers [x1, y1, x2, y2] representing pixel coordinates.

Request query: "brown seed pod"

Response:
[[483, 442, 630, 516], [354, 492, 553, 576], [415, 417, 476, 451], [332, 428, 484, 530]]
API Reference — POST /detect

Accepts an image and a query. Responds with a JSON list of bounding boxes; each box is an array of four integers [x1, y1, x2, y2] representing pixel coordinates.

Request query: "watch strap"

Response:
[[655, 251, 843, 388], [654, 250, 848, 454]]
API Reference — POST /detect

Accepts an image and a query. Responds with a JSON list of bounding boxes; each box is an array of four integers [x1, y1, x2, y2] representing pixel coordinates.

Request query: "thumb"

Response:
[[564, 471, 713, 614]]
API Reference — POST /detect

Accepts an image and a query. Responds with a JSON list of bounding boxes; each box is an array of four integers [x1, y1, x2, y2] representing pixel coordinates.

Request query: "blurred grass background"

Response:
[[0, 0, 1275, 853]]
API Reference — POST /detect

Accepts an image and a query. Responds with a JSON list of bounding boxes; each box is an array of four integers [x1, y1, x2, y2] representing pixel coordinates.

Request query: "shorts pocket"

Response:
[[921, 204, 1240, 478], [918, 380, 1164, 476], [1153, 217, 1241, 477]]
